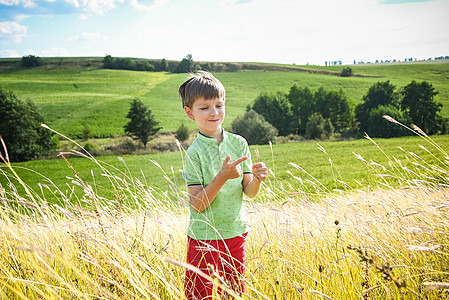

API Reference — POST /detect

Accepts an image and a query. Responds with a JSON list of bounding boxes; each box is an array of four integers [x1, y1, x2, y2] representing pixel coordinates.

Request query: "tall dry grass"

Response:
[[0, 121, 448, 299]]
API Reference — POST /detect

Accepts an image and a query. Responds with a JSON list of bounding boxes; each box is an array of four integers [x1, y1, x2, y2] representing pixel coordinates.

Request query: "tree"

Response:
[[287, 85, 315, 134], [252, 92, 295, 136], [103, 54, 115, 69], [159, 58, 169, 71], [288, 85, 354, 135], [0, 88, 55, 162], [305, 113, 334, 140], [174, 54, 195, 73], [366, 105, 411, 138], [231, 110, 278, 145], [124, 98, 162, 148], [356, 81, 399, 133], [21, 55, 43, 68], [136, 61, 154, 71], [401, 81, 442, 135], [322, 88, 354, 133]]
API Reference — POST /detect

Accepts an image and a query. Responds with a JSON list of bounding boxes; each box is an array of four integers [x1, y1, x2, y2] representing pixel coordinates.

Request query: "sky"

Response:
[[0, 0, 448, 66]]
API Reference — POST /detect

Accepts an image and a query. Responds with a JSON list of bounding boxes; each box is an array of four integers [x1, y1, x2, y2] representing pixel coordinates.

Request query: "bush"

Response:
[[174, 54, 195, 73], [83, 142, 96, 154], [175, 123, 189, 143], [274, 134, 303, 144], [231, 110, 278, 145], [305, 113, 325, 139], [252, 92, 295, 136], [21, 55, 43, 68], [340, 67, 353, 77], [366, 105, 411, 138]]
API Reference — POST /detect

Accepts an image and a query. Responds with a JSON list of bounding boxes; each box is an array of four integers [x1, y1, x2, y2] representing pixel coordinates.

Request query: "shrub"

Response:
[[175, 123, 189, 143], [305, 113, 325, 140], [252, 92, 295, 136], [174, 54, 195, 73], [231, 110, 278, 145], [340, 67, 353, 77], [366, 105, 411, 138], [21, 55, 43, 68], [83, 142, 96, 154]]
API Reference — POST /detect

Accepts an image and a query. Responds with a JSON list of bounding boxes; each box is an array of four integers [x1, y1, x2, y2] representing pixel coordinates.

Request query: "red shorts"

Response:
[[184, 233, 248, 299]]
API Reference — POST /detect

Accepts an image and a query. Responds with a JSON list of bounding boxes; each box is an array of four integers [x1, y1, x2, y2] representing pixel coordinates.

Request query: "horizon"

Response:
[[1, 0, 448, 66]]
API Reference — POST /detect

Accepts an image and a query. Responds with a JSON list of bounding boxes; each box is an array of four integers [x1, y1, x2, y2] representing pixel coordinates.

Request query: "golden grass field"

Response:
[[1, 126, 448, 299]]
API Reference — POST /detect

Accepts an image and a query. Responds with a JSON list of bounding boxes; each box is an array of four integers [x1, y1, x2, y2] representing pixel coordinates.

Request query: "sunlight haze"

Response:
[[0, 0, 448, 65]]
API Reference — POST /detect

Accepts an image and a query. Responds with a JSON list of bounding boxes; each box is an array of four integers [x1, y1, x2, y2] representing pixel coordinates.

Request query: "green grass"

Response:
[[2, 134, 448, 204], [1, 61, 448, 137]]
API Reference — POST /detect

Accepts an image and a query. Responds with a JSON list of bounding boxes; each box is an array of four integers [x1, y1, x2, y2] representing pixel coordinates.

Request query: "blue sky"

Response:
[[0, 0, 448, 65]]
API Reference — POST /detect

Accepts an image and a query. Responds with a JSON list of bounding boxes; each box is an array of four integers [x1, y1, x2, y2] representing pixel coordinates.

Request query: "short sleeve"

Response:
[[241, 138, 252, 174], [183, 150, 203, 186]]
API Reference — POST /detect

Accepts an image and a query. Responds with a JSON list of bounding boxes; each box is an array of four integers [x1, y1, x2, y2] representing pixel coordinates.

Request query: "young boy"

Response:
[[179, 71, 268, 299]]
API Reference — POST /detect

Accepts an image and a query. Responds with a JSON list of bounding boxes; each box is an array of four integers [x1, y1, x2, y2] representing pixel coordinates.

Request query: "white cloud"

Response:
[[0, 0, 36, 8], [17, 47, 71, 57], [39, 47, 71, 56], [64, 0, 80, 8], [0, 21, 28, 44], [129, 0, 167, 11], [0, 49, 21, 57], [14, 14, 30, 22], [67, 32, 107, 43], [71, 0, 126, 17]]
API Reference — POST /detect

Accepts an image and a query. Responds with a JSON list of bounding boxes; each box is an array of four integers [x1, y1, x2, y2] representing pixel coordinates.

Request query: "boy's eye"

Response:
[[200, 107, 208, 110]]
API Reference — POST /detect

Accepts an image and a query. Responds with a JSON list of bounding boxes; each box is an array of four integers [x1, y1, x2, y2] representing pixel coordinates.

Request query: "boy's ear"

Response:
[[184, 106, 194, 120]]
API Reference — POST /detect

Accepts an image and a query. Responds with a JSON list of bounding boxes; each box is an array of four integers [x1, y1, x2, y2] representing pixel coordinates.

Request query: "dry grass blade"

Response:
[[309, 290, 333, 299], [423, 282, 449, 291]]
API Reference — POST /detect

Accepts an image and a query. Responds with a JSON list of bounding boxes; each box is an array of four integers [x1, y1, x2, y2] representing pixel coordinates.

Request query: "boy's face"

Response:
[[184, 97, 225, 138]]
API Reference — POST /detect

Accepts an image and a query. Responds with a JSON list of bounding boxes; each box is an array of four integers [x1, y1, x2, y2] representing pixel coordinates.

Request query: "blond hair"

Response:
[[178, 71, 226, 108]]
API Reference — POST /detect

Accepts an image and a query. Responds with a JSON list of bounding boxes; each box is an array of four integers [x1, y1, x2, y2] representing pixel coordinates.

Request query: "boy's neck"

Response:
[[199, 127, 223, 144]]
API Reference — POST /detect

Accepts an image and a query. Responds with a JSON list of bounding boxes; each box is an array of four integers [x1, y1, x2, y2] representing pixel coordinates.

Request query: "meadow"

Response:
[[2, 131, 449, 205], [1, 126, 448, 299], [1, 59, 449, 298], [1, 60, 448, 137]]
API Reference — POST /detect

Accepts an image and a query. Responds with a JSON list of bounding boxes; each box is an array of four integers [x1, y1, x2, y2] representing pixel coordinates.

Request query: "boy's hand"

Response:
[[252, 162, 268, 182], [220, 155, 248, 180]]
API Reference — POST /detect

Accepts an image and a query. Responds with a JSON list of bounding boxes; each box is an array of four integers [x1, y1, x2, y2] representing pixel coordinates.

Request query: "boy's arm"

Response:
[[188, 155, 248, 212], [243, 162, 268, 198]]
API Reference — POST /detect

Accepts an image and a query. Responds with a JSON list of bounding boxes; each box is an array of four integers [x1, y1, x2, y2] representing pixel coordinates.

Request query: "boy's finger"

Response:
[[223, 155, 231, 164], [252, 162, 266, 168], [231, 156, 248, 165]]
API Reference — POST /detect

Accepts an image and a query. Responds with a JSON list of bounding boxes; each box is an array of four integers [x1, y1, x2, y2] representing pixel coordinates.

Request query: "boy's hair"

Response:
[[179, 71, 226, 108]]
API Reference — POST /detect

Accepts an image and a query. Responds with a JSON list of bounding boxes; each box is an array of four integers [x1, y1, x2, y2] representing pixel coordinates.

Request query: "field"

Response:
[[1, 59, 448, 137], [1, 59, 449, 299], [1, 130, 448, 299], [2, 132, 449, 204]]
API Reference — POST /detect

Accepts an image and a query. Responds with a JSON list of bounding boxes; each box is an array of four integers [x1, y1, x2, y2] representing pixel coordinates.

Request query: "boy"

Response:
[[179, 71, 268, 299]]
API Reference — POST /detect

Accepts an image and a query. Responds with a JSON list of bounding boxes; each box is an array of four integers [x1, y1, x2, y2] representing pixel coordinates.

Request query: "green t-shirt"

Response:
[[183, 130, 252, 240]]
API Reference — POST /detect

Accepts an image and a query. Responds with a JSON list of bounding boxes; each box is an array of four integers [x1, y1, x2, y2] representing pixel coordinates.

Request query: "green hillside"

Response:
[[1, 59, 448, 138]]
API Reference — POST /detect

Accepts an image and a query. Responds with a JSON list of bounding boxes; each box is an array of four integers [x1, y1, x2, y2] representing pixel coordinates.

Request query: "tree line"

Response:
[[102, 54, 246, 74], [231, 80, 447, 145]]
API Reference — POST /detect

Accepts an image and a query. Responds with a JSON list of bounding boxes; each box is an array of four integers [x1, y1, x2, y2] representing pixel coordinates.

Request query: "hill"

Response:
[[0, 57, 448, 138]]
